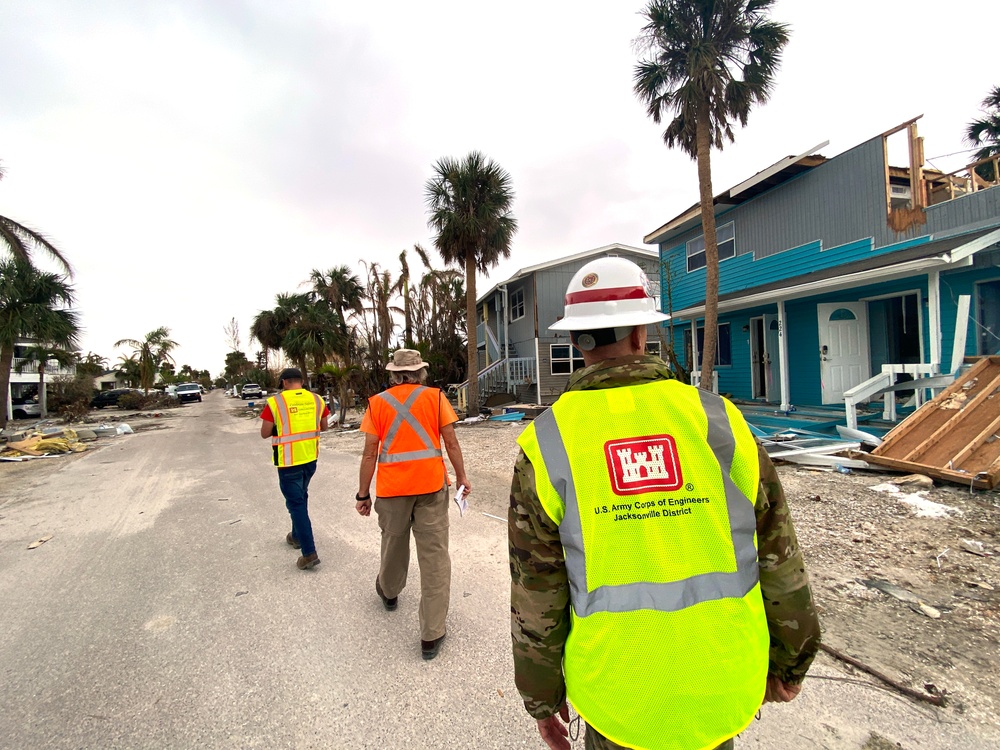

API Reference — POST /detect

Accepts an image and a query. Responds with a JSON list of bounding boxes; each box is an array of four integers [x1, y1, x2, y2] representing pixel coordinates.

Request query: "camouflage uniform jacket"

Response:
[[509, 355, 821, 720]]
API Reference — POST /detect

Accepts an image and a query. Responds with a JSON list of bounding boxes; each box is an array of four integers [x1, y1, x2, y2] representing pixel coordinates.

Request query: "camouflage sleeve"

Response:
[[755, 443, 822, 684], [509, 449, 570, 720]]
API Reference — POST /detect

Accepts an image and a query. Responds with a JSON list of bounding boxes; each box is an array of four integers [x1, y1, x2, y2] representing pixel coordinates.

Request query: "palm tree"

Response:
[[0, 162, 73, 274], [318, 362, 359, 426], [114, 327, 178, 394], [15, 344, 78, 417], [305, 265, 366, 363], [116, 354, 141, 388], [250, 308, 284, 371], [634, 0, 789, 389], [357, 261, 404, 394], [0, 259, 79, 428], [425, 152, 517, 414], [74, 352, 108, 379], [965, 85, 1000, 182]]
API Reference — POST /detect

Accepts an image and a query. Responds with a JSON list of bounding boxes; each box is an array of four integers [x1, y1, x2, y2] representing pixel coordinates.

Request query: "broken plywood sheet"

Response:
[[865, 356, 1000, 489]]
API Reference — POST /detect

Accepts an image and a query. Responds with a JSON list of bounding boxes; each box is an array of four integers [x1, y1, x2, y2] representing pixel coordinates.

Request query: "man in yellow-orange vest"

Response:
[[510, 258, 820, 750], [356, 349, 470, 661], [260, 368, 330, 571]]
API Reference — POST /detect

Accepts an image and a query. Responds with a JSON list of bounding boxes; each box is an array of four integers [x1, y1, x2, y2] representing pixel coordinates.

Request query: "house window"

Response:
[[550, 344, 586, 375], [645, 340, 661, 357], [686, 222, 736, 272], [684, 323, 732, 367], [510, 288, 525, 321]]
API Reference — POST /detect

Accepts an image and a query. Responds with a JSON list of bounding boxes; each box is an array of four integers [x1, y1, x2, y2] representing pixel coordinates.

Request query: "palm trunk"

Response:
[[465, 254, 479, 415], [403, 280, 412, 347], [0, 344, 13, 429], [696, 108, 719, 392], [38, 364, 47, 417]]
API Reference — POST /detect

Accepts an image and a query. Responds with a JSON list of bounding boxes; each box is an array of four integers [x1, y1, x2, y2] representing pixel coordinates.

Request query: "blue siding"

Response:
[[662, 235, 933, 312], [940, 264, 1000, 362], [785, 299, 822, 406]]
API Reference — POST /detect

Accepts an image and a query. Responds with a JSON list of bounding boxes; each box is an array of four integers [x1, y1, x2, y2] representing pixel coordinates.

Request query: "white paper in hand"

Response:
[[453, 485, 468, 517]]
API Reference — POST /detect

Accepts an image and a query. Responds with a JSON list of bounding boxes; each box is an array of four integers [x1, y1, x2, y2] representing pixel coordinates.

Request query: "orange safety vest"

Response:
[[366, 385, 449, 497], [268, 389, 325, 467]]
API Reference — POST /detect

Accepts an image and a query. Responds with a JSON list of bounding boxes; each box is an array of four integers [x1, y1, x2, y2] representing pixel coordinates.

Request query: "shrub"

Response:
[[116, 392, 145, 411], [48, 374, 96, 421]]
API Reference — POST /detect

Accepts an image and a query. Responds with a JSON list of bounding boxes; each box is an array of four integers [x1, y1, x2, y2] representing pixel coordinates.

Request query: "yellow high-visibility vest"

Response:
[[517, 380, 769, 750], [268, 389, 324, 467]]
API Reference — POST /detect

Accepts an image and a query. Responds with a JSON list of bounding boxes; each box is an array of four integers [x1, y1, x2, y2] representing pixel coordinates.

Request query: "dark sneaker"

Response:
[[296, 553, 320, 570], [376, 577, 398, 611], [286, 532, 300, 549], [421, 634, 446, 661]]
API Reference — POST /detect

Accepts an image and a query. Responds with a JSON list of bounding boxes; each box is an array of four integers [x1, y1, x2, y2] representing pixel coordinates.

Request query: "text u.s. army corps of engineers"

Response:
[[593, 496, 711, 522]]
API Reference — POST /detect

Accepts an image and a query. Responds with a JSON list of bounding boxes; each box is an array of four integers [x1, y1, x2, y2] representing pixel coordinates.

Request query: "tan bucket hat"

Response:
[[385, 349, 429, 371]]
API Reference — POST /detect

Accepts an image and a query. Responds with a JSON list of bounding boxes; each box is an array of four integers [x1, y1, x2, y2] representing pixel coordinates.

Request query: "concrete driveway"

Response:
[[0, 393, 995, 749]]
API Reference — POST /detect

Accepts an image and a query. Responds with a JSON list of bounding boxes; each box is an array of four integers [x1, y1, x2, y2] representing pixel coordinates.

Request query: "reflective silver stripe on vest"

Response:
[[534, 391, 759, 618], [273, 432, 321, 444], [270, 392, 324, 465], [376, 387, 444, 464]]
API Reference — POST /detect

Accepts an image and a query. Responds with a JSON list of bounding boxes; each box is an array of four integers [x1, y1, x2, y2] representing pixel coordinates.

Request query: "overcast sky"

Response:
[[1, 1, 994, 376]]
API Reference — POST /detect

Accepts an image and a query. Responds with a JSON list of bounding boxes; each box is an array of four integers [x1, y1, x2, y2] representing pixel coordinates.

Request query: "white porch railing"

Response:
[[689, 370, 719, 393], [844, 294, 972, 429], [843, 364, 955, 430], [11, 357, 76, 376], [456, 357, 536, 413]]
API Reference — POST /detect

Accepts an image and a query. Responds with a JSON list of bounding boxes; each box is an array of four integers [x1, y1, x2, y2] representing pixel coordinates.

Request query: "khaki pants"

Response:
[[374, 486, 451, 641]]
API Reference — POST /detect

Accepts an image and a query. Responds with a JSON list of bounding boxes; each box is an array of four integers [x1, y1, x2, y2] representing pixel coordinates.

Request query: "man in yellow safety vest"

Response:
[[260, 368, 330, 570], [509, 257, 820, 750]]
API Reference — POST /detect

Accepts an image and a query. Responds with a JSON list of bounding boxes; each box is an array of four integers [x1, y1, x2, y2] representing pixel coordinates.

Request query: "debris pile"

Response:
[[0, 428, 89, 460]]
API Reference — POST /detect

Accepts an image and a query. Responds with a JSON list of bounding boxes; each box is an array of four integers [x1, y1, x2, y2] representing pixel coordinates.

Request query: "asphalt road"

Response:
[[1, 393, 996, 749]]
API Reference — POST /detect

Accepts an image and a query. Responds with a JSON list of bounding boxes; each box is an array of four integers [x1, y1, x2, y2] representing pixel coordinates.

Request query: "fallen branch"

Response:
[[819, 643, 947, 707]]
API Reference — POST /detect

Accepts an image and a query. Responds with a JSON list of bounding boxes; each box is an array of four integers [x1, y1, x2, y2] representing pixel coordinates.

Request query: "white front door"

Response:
[[817, 302, 870, 404]]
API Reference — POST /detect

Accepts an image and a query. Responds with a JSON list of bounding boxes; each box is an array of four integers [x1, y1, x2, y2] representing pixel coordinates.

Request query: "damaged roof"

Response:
[[644, 141, 830, 246]]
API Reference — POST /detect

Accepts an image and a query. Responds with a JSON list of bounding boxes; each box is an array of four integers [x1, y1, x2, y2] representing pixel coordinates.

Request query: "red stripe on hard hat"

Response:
[[565, 285, 648, 305]]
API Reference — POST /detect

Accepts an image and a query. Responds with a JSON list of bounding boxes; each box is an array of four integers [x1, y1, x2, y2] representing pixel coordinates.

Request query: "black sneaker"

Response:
[[376, 577, 398, 611], [421, 634, 446, 661]]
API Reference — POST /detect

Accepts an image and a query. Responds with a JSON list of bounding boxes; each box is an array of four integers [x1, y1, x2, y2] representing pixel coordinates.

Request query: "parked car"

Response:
[[11, 396, 41, 420], [91, 388, 134, 409], [240, 383, 263, 400], [175, 383, 203, 403]]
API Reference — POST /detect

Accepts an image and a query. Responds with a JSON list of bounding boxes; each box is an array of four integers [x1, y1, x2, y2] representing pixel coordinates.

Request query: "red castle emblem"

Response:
[[604, 435, 683, 495]]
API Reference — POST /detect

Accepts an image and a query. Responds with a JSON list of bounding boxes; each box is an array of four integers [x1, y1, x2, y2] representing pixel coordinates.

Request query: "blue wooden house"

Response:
[[645, 116, 1000, 420]]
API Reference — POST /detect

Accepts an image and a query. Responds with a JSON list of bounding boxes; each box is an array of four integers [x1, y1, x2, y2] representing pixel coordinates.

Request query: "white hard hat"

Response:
[[549, 256, 669, 331]]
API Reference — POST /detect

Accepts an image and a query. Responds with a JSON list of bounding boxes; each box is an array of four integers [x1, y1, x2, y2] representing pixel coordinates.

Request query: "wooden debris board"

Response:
[[866, 356, 1000, 489]]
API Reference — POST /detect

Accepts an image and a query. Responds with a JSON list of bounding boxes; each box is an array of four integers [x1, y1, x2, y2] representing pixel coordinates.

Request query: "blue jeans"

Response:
[[277, 461, 317, 556]]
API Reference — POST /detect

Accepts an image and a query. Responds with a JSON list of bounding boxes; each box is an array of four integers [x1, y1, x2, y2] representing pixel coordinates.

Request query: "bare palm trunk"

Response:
[[696, 109, 719, 391], [0, 345, 13, 429], [38, 364, 47, 417], [403, 280, 412, 347], [465, 254, 479, 415]]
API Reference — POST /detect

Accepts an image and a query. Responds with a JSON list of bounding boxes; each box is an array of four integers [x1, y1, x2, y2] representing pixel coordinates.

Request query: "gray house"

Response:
[[467, 243, 663, 407], [644, 115, 1000, 426]]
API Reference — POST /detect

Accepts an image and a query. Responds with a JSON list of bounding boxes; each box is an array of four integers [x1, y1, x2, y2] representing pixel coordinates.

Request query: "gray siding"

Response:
[[481, 249, 659, 404], [661, 137, 1000, 261]]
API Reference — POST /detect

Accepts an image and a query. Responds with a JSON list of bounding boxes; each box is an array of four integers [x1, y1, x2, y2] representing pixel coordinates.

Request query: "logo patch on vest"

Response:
[[604, 435, 682, 495], [289, 406, 299, 413]]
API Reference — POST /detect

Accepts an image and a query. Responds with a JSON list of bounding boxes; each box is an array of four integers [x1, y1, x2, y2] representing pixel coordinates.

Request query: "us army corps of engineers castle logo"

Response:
[[604, 434, 683, 495]]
